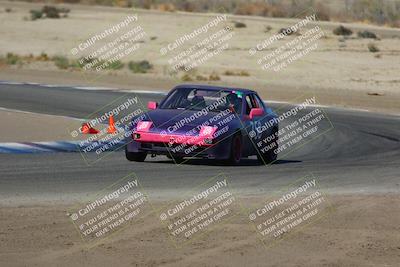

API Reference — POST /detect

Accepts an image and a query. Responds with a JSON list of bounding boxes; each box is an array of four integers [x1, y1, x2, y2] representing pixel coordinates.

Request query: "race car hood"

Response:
[[141, 108, 234, 135]]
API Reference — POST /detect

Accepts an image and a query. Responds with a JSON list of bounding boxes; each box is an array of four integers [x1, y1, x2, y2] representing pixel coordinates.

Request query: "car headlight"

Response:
[[199, 126, 217, 137], [136, 121, 153, 132]]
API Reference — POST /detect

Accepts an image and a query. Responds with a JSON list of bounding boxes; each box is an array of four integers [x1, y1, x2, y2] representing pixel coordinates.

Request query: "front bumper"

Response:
[[133, 131, 213, 147], [126, 132, 231, 159]]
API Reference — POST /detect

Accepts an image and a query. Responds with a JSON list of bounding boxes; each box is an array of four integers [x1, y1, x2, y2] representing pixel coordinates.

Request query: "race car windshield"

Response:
[[159, 88, 243, 113]]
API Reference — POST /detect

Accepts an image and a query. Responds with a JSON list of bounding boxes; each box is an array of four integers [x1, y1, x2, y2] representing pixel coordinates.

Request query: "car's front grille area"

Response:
[[140, 143, 153, 149], [139, 142, 208, 154]]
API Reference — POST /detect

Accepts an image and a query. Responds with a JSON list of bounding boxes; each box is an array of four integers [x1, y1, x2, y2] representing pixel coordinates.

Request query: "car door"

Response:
[[241, 93, 277, 156], [241, 93, 262, 156]]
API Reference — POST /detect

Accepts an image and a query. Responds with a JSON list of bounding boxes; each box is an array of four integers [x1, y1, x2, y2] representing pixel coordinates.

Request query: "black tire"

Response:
[[228, 133, 243, 165], [257, 127, 278, 164], [125, 146, 147, 162]]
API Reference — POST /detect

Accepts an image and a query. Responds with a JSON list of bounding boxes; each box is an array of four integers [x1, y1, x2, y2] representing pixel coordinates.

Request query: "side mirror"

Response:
[[249, 108, 264, 119], [147, 101, 158, 110]]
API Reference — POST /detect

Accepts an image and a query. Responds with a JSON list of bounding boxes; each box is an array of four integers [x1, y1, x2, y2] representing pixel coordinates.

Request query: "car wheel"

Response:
[[228, 133, 242, 165], [125, 146, 147, 162], [257, 127, 278, 164]]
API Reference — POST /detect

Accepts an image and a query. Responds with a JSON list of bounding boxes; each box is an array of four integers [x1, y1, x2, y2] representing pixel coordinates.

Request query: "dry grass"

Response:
[[12, 0, 400, 27], [223, 70, 250, 77]]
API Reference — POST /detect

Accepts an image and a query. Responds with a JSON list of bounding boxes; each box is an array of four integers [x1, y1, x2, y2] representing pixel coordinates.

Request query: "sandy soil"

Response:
[[1, 68, 400, 115], [1, 3, 399, 266], [0, 1, 399, 114], [0, 109, 113, 142], [0, 109, 84, 142], [0, 194, 399, 267]]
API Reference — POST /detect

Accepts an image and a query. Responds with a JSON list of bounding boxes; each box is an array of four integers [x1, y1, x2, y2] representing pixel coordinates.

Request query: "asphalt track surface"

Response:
[[0, 83, 399, 203]]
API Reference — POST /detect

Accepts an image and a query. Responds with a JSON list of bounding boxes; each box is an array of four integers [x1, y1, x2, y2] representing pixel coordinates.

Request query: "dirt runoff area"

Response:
[[0, 194, 399, 267], [0, 109, 85, 142], [0, 1, 400, 114]]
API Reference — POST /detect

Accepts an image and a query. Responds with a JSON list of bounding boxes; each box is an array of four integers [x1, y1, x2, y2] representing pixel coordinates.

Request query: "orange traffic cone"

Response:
[[81, 122, 99, 134], [107, 115, 117, 134]]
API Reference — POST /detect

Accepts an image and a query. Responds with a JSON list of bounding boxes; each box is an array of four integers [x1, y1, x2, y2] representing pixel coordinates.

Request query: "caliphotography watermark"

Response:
[[132, 89, 243, 165], [70, 13, 147, 80], [156, 174, 238, 247], [247, 174, 333, 249], [243, 96, 334, 165], [249, 10, 324, 72], [159, 10, 235, 80], [68, 173, 150, 246], [67, 93, 147, 165]]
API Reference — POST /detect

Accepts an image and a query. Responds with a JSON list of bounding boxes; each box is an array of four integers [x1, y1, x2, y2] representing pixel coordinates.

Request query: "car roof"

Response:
[[174, 84, 256, 94]]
